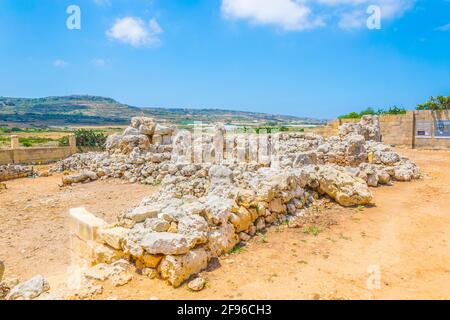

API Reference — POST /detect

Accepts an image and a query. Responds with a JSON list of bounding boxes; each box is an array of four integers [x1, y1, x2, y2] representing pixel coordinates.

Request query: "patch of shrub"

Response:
[[339, 106, 407, 119], [75, 129, 107, 149]]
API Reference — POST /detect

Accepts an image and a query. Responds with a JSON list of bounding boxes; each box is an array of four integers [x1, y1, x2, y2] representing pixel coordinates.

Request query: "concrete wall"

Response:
[[0, 134, 77, 165], [305, 110, 450, 150], [380, 112, 415, 148]]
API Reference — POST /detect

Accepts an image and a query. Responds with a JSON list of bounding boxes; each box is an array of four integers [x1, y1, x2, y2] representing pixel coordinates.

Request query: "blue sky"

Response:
[[0, 0, 449, 118]]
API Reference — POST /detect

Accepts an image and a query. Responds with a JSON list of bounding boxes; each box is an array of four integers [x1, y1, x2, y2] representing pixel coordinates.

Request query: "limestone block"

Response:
[[98, 227, 129, 250], [69, 207, 107, 241], [158, 248, 208, 287]]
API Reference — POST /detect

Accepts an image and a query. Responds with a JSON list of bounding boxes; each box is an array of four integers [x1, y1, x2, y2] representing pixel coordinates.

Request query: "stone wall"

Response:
[[0, 134, 77, 165], [380, 112, 415, 147], [306, 110, 450, 149]]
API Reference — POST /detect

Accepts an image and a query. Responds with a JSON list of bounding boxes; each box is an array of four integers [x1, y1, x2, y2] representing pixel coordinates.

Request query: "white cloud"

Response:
[[318, 0, 414, 29], [221, 0, 415, 31], [106, 17, 163, 47], [94, 0, 111, 6], [436, 23, 450, 31], [338, 10, 366, 29], [53, 59, 68, 68], [93, 59, 105, 66], [221, 0, 324, 31]]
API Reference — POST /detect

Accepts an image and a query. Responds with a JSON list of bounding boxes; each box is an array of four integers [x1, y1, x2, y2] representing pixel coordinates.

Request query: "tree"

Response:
[[417, 96, 450, 111]]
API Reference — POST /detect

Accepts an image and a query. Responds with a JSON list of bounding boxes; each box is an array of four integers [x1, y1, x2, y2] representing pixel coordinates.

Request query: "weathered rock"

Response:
[[345, 134, 368, 166], [6, 275, 50, 300], [142, 268, 158, 279], [367, 173, 379, 187], [127, 205, 160, 222], [158, 248, 208, 287], [317, 166, 372, 206], [105, 133, 123, 151], [239, 232, 251, 242], [83, 260, 131, 286], [377, 169, 391, 185], [154, 124, 175, 136], [62, 170, 98, 185], [339, 115, 381, 142], [123, 127, 140, 136], [269, 198, 285, 214], [139, 232, 193, 255], [209, 165, 233, 185], [230, 206, 252, 233], [293, 151, 318, 166], [204, 195, 234, 225], [207, 223, 239, 256], [178, 215, 209, 245], [138, 254, 164, 269], [92, 243, 124, 264], [255, 217, 266, 231], [98, 227, 129, 250], [144, 218, 170, 232], [379, 151, 400, 165], [188, 277, 206, 291], [394, 167, 413, 181]]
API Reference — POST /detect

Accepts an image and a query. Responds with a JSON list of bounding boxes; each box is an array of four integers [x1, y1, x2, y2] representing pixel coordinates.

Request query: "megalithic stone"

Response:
[[213, 123, 226, 164]]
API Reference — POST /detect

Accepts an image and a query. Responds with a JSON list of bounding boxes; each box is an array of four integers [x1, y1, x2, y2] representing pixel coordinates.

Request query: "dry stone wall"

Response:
[[0, 164, 34, 182]]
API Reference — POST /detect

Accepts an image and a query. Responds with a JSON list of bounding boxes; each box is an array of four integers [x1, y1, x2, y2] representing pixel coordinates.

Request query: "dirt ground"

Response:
[[1, 148, 449, 300], [0, 175, 155, 278]]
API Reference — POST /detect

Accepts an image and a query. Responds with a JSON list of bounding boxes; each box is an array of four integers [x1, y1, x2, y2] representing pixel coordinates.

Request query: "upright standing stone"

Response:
[[213, 123, 225, 164]]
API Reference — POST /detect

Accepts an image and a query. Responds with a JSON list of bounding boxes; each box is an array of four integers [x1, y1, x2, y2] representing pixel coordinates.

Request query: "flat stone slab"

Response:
[[69, 207, 107, 241]]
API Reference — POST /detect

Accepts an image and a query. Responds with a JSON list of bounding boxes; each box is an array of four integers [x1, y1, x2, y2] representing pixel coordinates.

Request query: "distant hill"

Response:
[[0, 95, 325, 126]]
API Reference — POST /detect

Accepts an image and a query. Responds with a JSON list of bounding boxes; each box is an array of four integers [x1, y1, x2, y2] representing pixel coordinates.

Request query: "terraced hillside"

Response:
[[0, 95, 324, 126]]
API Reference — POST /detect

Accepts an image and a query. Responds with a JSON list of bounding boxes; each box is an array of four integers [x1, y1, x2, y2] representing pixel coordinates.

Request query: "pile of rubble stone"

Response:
[[53, 117, 174, 185], [47, 115, 421, 292], [54, 116, 419, 189], [0, 164, 34, 182]]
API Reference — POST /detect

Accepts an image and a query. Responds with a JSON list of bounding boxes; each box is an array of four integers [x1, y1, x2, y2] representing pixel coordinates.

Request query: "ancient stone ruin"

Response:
[[2, 115, 420, 299], [46, 115, 421, 293]]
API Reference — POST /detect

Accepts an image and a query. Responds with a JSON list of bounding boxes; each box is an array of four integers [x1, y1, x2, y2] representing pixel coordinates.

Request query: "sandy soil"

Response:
[[0, 175, 156, 279], [1, 148, 449, 300]]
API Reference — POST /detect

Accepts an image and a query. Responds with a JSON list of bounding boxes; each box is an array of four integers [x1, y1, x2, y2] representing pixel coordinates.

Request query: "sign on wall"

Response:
[[415, 121, 432, 138], [435, 120, 450, 138]]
